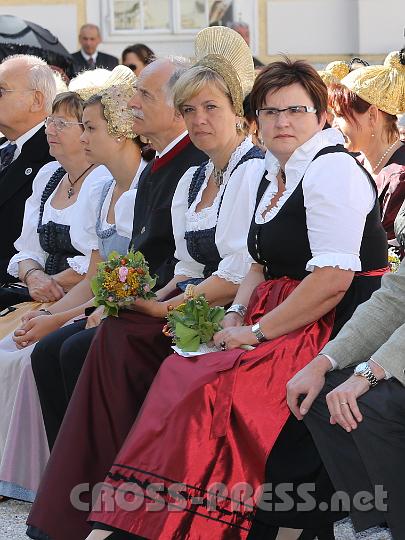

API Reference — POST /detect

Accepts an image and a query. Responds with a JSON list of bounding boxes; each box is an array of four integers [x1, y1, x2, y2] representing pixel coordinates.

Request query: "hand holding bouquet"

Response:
[[164, 295, 225, 352], [91, 250, 156, 316]]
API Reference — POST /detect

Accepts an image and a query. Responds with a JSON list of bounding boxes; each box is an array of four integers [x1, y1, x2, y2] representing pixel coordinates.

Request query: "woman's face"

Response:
[[45, 105, 84, 160], [180, 83, 238, 157], [258, 82, 325, 163], [80, 103, 116, 166], [123, 52, 146, 77], [333, 110, 370, 152]]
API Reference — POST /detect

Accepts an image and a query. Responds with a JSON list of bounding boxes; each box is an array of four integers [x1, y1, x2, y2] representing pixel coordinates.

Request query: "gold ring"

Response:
[[340, 402, 348, 405]]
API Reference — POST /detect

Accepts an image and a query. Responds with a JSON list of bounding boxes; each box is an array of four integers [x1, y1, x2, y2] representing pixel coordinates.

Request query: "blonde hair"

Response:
[[173, 65, 232, 113]]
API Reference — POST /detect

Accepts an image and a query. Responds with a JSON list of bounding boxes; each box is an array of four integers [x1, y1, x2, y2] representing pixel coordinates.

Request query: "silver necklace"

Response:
[[213, 165, 228, 188], [372, 140, 399, 174]]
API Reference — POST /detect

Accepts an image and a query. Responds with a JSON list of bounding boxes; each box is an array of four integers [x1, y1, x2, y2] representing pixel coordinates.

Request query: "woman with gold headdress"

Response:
[[85, 56, 388, 539], [329, 50, 405, 243], [0, 66, 148, 504], [25, 26, 264, 540]]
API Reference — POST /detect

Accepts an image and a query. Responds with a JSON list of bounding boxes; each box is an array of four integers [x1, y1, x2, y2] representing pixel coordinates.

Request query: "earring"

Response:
[[116, 137, 122, 143], [371, 133, 375, 138], [236, 122, 244, 131]]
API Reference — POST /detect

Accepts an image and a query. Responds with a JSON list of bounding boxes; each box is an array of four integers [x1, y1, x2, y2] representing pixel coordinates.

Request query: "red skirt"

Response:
[[90, 277, 335, 539]]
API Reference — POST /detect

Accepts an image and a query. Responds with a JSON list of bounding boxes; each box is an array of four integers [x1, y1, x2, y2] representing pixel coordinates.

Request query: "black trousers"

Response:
[[305, 368, 405, 540], [31, 319, 96, 449]]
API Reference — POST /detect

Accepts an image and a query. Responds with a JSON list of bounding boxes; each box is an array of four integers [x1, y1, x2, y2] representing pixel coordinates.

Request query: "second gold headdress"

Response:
[[194, 26, 255, 117]]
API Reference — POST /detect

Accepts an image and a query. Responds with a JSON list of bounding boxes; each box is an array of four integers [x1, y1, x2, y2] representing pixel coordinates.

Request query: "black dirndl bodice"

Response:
[[37, 167, 84, 275], [247, 145, 388, 336], [185, 146, 264, 280]]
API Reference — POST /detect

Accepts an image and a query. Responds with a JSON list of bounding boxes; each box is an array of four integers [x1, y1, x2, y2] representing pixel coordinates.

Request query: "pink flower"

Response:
[[143, 284, 150, 292], [118, 266, 129, 283]]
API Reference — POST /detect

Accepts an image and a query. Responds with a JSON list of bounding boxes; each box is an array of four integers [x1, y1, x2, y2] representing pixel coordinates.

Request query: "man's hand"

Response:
[[26, 271, 65, 302], [325, 374, 370, 431], [287, 355, 333, 420]]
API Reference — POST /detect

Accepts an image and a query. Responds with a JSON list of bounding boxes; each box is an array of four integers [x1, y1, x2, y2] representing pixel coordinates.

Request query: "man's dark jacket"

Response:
[[71, 51, 119, 75], [0, 126, 54, 283]]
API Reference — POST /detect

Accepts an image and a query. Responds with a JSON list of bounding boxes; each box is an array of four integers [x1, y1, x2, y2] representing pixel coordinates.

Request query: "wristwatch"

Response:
[[226, 304, 247, 319], [251, 322, 267, 343], [353, 362, 378, 387]]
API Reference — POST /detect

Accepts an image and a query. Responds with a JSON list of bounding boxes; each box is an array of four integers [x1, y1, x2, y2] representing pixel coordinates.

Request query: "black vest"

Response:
[[248, 145, 388, 281]]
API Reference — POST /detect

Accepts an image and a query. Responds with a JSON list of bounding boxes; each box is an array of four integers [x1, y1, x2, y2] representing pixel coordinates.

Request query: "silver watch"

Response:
[[354, 362, 378, 387], [251, 322, 267, 343], [226, 304, 247, 319]]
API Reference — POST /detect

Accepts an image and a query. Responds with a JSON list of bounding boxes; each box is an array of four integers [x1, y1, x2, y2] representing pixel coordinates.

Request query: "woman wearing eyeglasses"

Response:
[[0, 67, 148, 504], [86, 59, 388, 540], [121, 43, 155, 77], [0, 90, 110, 317]]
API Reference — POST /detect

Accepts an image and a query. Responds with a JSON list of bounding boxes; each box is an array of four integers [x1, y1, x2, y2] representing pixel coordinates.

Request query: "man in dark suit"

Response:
[[71, 24, 118, 76], [0, 54, 56, 284]]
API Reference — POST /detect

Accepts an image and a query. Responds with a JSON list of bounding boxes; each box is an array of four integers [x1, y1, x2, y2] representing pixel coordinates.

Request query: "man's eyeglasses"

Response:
[[256, 105, 317, 119], [45, 116, 84, 131], [0, 88, 35, 98]]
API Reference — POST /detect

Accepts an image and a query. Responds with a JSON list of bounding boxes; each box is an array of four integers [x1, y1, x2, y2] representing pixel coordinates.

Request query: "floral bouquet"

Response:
[[91, 250, 156, 316], [163, 295, 225, 352], [388, 247, 401, 273]]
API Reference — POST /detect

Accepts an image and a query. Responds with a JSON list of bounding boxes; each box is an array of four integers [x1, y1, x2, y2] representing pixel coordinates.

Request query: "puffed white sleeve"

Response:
[[303, 153, 375, 272], [214, 157, 265, 283], [7, 161, 60, 277], [171, 166, 206, 278], [67, 166, 111, 274]]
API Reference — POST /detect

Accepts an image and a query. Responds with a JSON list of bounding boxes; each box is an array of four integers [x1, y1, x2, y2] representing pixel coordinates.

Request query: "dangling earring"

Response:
[[236, 122, 244, 131]]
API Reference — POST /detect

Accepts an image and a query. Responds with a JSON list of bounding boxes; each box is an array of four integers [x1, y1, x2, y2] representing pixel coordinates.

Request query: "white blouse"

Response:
[[172, 137, 265, 284], [99, 158, 148, 238], [8, 162, 111, 277], [256, 128, 375, 272]]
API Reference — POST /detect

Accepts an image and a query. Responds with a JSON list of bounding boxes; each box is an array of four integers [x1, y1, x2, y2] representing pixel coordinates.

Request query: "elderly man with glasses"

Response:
[[0, 54, 56, 285]]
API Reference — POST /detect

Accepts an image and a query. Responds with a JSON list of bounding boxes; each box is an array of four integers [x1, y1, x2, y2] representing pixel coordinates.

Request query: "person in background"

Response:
[[71, 24, 118, 76], [0, 54, 56, 286], [398, 113, 405, 142], [229, 20, 264, 70], [121, 43, 155, 77], [330, 50, 405, 245]]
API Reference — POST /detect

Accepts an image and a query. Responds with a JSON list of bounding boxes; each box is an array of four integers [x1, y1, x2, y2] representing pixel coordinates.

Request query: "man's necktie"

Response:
[[87, 57, 95, 69], [0, 142, 17, 172]]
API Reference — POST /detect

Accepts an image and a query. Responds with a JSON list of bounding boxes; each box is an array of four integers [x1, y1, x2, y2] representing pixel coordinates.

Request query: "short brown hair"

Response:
[[250, 57, 327, 122], [52, 91, 84, 122], [329, 83, 399, 144]]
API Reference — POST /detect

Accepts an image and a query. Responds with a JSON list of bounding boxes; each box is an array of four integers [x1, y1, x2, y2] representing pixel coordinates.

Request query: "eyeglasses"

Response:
[[0, 88, 35, 98], [45, 116, 83, 131], [256, 105, 317, 119]]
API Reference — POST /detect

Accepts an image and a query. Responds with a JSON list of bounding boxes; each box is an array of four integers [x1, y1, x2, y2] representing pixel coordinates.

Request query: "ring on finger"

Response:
[[220, 341, 227, 351], [340, 402, 348, 405]]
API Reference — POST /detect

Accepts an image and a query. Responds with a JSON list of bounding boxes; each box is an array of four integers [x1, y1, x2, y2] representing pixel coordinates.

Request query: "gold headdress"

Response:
[[100, 83, 136, 139], [74, 65, 136, 102], [340, 50, 405, 115], [318, 60, 350, 86], [194, 26, 254, 117]]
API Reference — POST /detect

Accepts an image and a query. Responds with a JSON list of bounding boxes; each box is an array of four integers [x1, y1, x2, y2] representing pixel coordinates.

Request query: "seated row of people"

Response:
[[0, 28, 404, 540]]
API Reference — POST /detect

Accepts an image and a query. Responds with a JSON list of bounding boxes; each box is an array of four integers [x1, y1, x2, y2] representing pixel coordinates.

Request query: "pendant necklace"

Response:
[[67, 164, 94, 199], [213, 161, 229, 188]]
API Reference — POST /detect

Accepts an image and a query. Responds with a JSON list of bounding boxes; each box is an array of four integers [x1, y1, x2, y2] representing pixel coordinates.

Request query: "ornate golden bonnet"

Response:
[[340, 50, 405, 115], [318, 60, 350, 86], [194, 26, 255, 117], [76, 65, 137, 139]]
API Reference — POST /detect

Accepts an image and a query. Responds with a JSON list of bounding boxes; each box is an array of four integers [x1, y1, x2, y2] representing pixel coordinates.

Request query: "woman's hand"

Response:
[[26, 271, 65, 302], [85, 305, 107, 329], [20, 309, 48, 326], [129, 298, 168, 318], [13, 314, 62, 349], [221, 312, 244, 329], [214, 325, 257, 350]]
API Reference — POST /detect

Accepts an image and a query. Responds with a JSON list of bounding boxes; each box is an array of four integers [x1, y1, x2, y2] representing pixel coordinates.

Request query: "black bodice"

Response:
[[248, 145, 388, 281], [185, 146, 264, 279], [37, 167, 84, 275]]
